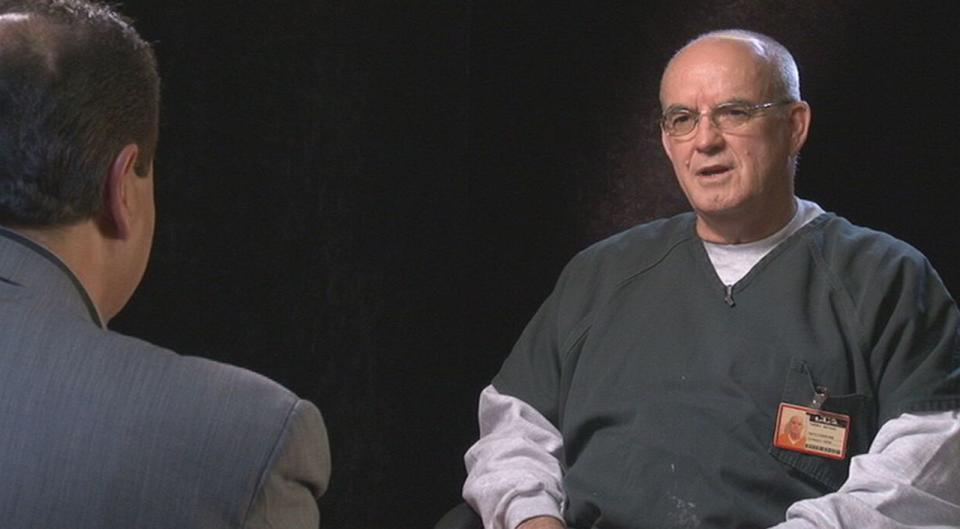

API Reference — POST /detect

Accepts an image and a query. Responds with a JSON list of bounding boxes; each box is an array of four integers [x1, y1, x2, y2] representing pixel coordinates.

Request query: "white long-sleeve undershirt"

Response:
[[464, 386, 960, 529]]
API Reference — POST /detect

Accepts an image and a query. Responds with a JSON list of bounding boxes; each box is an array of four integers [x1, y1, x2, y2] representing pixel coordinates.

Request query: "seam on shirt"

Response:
[[239, 397, 301, 528], [802, 223, 871, 358], [548, 225, 697, 427], [556, 225, 695, 366]]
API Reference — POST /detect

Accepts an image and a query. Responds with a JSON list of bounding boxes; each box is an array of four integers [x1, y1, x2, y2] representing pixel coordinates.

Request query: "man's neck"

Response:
[[695, 196, 797, 244]]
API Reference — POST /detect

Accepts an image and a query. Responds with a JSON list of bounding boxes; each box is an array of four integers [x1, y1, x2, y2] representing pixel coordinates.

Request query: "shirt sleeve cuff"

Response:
[[505, 494, 564, 529]]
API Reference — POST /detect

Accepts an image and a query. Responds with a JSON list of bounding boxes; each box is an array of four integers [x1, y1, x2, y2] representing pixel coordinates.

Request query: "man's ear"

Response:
[[661, 129, 674, 163], [100, 144, 141, 240], [788, 101, 811, 155]]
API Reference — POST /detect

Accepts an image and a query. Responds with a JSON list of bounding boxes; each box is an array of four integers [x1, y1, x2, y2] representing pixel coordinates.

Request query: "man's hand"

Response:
[[517, 515, 565, 529]]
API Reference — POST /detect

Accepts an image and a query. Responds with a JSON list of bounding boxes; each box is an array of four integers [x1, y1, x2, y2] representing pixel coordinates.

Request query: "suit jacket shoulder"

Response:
[[0, 229, 330, 529]]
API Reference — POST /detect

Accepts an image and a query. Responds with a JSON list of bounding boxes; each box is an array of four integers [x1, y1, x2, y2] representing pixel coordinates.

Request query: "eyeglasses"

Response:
[[660, 100, 793, 136]]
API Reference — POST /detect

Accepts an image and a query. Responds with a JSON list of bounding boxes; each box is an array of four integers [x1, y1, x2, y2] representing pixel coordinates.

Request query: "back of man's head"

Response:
[[0, 0, 159, 227]]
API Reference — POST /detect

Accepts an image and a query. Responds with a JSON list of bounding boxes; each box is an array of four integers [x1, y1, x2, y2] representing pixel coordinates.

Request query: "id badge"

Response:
[[773, 402, 850, 460]]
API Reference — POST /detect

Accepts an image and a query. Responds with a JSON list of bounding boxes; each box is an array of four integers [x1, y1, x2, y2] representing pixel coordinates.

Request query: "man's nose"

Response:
[[693, 114, 724, 153]]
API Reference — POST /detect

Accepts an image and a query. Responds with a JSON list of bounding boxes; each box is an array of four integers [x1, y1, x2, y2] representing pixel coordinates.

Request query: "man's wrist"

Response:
[[516, 515, 565, 529]]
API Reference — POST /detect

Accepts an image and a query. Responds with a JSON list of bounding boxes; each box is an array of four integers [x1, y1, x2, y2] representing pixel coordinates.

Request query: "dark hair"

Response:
[[0, 0, 160, 226]]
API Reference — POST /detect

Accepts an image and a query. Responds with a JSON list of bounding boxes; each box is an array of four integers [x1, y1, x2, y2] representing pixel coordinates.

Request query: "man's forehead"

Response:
[[660, 38, 769, 105], [669, 35, 765, 67]]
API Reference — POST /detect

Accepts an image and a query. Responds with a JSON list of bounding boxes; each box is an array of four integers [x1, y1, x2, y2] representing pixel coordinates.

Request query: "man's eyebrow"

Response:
[[662, 104, 695, 114], [663, 98, 754, 113], [716, 98, 753, 106]]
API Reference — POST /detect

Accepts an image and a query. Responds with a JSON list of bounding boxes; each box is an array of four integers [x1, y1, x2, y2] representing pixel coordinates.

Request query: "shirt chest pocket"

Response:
[[769, 358, 876, 491]]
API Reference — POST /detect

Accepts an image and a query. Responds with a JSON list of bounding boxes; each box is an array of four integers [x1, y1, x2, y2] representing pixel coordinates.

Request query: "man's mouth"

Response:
[[696, 165, 732, 177]]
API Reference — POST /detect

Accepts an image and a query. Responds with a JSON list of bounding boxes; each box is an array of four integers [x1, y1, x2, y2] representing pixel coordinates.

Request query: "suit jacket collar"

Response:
[[0, 226, 104, 328]]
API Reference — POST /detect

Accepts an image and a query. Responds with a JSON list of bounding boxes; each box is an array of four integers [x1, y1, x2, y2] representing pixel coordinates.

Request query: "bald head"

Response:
[[661, 30, 801, 108]]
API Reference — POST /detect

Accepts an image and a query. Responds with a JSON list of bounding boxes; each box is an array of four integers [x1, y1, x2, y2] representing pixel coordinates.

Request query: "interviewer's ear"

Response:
[[100, 144, 141, 240]]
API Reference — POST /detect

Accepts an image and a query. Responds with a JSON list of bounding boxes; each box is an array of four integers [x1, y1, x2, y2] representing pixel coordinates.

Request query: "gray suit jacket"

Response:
[[0, 228, 331, 529]]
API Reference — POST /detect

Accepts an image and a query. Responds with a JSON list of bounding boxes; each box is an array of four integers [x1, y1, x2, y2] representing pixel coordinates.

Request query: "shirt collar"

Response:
[[0, 226, 105, 328]]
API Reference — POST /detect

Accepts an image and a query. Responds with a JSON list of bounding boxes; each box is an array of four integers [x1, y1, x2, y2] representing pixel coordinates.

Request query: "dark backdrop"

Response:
[[111, 2, 959, 528]]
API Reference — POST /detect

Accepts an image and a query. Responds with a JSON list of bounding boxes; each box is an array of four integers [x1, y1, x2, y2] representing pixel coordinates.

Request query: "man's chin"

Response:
[[689, 194, 745, 218]]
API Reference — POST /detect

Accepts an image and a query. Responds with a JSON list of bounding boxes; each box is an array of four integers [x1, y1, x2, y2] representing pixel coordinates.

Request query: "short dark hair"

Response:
[[0, 0, 160, 226]]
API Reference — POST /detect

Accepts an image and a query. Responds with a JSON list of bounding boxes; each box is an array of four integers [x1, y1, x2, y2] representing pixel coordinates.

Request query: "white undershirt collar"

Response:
[[702, 198, 825, 286]]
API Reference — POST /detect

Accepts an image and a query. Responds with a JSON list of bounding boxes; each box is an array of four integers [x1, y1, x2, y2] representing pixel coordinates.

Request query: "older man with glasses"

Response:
[[457, 29, 960, 529]]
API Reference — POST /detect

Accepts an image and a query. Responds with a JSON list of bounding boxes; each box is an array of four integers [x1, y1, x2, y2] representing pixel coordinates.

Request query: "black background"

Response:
[[111, 2, 959, 528]]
